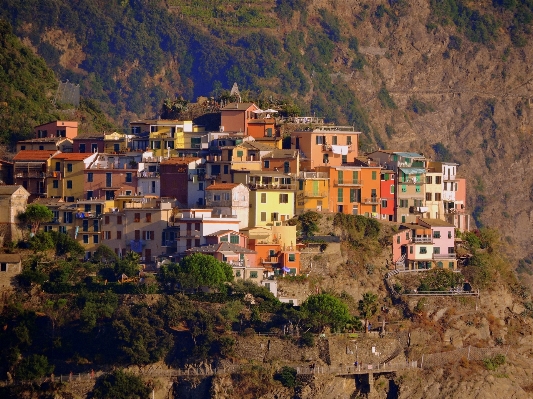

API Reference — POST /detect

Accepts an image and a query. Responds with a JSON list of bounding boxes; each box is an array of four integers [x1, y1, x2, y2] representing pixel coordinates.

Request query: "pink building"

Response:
[[34, 121, 78, 139], [380, 169, 395, 221]]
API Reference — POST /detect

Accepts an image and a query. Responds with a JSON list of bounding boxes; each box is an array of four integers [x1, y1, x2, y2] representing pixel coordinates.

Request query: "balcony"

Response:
[[298, 171, 329, 179], [206, 200, 233, 207], [433, 253, 456, 260], [162, 240, 177, 247], [410, 237, 433, 243], [297, 191, 328, 199], [182, 230, 201, 238], [75, 211, 102, 219], [399, 177, 423, 185], [137, 171, 160, 178], [188, 173, 206, 182], [322, 144, 352, 152], [409, 206, 428, 214], [334, 179, 363, 186], [248, 183, 296, 190], [15, 171, 46, 179], [261, 256, 279, 264], [362, 197, 380, 204]]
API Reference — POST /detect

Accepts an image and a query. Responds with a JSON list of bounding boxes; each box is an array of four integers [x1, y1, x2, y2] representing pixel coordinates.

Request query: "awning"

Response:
[[282, 266, 290, 273]]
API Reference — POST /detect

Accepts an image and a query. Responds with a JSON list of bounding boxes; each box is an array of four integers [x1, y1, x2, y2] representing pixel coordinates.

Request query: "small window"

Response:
[[230, 235, 239, 244], [448, 231, 452, 239], [288, 253, 295, 262], [134, 213, 140, 222], [401, 185, 406, 192], [237, 150, 243, 157], [261, 193, 267, 203], [448, 247, 455, 254], [250, 271, 258, 278], [117, 216, 122, 225], [449, 262, 454, 269], [415, 186, 421, 193], [260, 212, 267, 222], [420, 247, 427, 254], [372, 171, 377, 180], [279, 194, 289, 203], [126, 172, 132, 183], [67, 163, 73, 172], [87, 172, 93, 182], [117, 231, 122, 239], [426, 192, 432, 201], [396, 236, 400, 244], [83, 235, 89, 244], [433, 231, 441, 239], [426, 176, 433, 184], [66, 180, 72, 189], [146, 213, 152, 222], [264, 160, 270, 168], [390, 185, 395, 194], [433, 247, 440, 254], [53, 180, 59, 189], [409, 246, 413, 254], [437, 261, 443, 268], [0, 263, 6, 272], [236, 271, 241, 277]]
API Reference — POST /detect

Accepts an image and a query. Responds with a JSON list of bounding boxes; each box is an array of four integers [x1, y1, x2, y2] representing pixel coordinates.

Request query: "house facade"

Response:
[[205, 183, 250, 229]]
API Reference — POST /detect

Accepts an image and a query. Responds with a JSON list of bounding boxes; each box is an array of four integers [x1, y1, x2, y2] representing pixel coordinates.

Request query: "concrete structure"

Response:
[[220, 102, 260, 135], [418, 218, 457, 270], [159, 157, 205, 208], [84, 153, 138, 200], [205, 183, 250, 228], [296, 171, 329, 214], [380, 170, 395, 221], [72, 136, 104, 153], [0, 186, 30, 243], [48, 152, 98, 201], [17, 137, 73, 153], [424, 163, 445, 220], [0, 254, 22, 292]]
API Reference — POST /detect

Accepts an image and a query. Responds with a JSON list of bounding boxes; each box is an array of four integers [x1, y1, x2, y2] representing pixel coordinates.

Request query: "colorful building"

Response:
[[380, 169, 395, 221], [205, 183, 250, 229], [295, 171, 329, 214], [48, 152, 97, 201], [13, 150, 59, 201], [34, 121, 78, 139]]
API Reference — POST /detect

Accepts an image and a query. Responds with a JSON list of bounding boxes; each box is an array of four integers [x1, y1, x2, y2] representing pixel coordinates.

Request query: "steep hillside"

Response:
[[3, 0, 533, 272]]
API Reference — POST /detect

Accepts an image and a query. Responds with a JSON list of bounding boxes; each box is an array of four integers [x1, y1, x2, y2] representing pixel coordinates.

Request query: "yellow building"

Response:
[[104, 132, 128, 153], [47, 153, 98, 201], [243, 172, 296, 228], [295, 171, 329, 214]]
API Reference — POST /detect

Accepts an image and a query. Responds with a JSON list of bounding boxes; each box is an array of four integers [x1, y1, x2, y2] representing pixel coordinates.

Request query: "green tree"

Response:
[[173, 253, 233, 291], [301, 294, 351, 332], [49, 231, 84, 258], [93, 245, 119, 265], [17, 204, 53, 235], [358, 292, 378, 332], [91, 370, 151, 399], [15, 354, 53, 380]]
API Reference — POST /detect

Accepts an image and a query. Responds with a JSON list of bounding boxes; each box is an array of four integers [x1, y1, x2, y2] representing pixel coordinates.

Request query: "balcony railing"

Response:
[[399, 178, 423, 185], [248, 183, 296, 190], [15, 171, 46, 179], [322, 144, 352, 151], [298, 171, 329, 179], [261, 256, 279, 264], [162, 240, 177, 247], [334, 180, 363, 186], [137, 171, 160, 178], [433, 253, 456, 259], [410, 237, 433, 243], [206, 200, 234, 207], [409, 206, 428, 214], [297, 191, 328, 199], [362, 197, 380, 204]]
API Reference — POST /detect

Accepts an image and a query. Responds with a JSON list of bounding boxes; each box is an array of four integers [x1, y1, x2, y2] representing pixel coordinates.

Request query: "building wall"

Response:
[[249, 190, 295, 228], [72, 139, 104, 153], [0, 260, 22, 291], [248, 120, 276, 139], [425, 172, 444, 220], [0, 189, 29, 242], [48, 159, 88, 200], [84, 169, 138, 200], [380, 171, 395, 221], [291, 131, 358, 168], [159, 164, 189, 205], [296, 178, 329, 214], [35, 121, 78, 139], [360, 167, 382, 217]]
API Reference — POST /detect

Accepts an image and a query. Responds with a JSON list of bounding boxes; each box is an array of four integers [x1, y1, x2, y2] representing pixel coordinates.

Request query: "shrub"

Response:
[[407, 97, 434, 114], [377, 87, 397, 109], [275, 366, 298, 388], [483, 354, 505, 370], [300, 331, 315, 347]]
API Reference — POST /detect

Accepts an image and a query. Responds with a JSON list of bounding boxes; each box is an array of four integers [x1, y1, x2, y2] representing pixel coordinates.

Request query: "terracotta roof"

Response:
[[52, 153, 94, 161], [264, 149, 298, 159], [206, 183, 239, 191], [34, 121, 78, 128], [418, 218, 456, 228], [0, 254, 21, 263], [18, 137, 70, 143], [161, 157, 201, 165], [13, 150, 58, 161], [221, 102, 257, 111], [0, 185, 27, 195], [205, 230, 242, 237]]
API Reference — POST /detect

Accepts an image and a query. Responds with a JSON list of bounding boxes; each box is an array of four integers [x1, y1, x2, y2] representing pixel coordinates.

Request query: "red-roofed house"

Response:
[[220, 102, 260, 135], [205, 182, 249, 228], [13, 150, 59, 200]]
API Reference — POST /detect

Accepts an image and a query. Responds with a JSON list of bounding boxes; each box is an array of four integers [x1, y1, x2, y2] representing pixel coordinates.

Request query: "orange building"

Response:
[[34, 121, 78, 139], [291, 126, 360, 168], [220, 102, 260, 134]]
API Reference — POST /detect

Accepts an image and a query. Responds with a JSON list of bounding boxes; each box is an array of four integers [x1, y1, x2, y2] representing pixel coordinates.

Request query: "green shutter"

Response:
[[372, 171, 377, 180], [338, 170, 343, 184], [337, 188, 343, 202], [237, 150, 243, 157], [353, 171, 359, 184]]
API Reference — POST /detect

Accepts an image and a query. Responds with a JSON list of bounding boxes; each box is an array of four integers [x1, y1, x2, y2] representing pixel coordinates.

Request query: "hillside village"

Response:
[[0, 95, 471, 300]]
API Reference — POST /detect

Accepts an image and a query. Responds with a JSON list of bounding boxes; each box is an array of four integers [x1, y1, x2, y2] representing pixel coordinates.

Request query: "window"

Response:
[[426, 176, 433, 184], [264, 160, 270, 168], [21, 145, 26, 150], [448, 231, 452, 239], [53, 180, 59, 189], [79, 143, 86, 153], [146, 213, 152, 222], [236, 271, 241, 277], [134, 213, 140, 222], [117, 216, 122, 225], [323, 154, 329, 164], [87, 172, 93, 182], [106, 173, 112, 187], [410, 246, 413, 254], [399, 199, 409, 207], [397, 235, 400, 244], [214, 194, 221, 201], [194, 223, 200, 231], [337, 170, 344, 184], [315, 136, 324, 144], [342, 155, 347, 164], [443, 182, 447, 190], [337, 188, 343, 202], [372, 171, 377, 180], [415, 186, 421, 193], [87, 190, 93, 200], [350, 188, 361, 203], [279, 194, 289, 203], [433, 231, 441, 238], [117, 231, 122, 239], [83, 235, 89, 244], [230, 235, 239, 244], [426, 192, 432, 201], [347, 136, 352, 145], [67, 163, 73, 172], [82, 220, 89, 232], [261, 193, 267, 203], [401, 185, 407, 192], [289, 253, 295, 261], [85, 204, 91, 212], [224, 165, 229, 174], [93, 219, 99, 232], [195, 239, 200, 247], [126, 172, 132, 183], [104, 231, 111, 240], [435, 193, 442, 201], [436, 176, 442, 184], [66, 180, 72, 189], [237, 150, 243, 157], [448, 247, 455, 254], [143, 231, 155, 240], [260, 212, 267, 222], [372, 205, 377, 212], [250, 271, 258, 278], [420, 247, 427, 254], [433, 247, 440, 254], [332, 136, 337, 145], [449, 262, 454, 269], [381, 199, 388, 208], [390, 185, 395, 194], [220, 235, 228, 242], [437, 261, 443, 268], [55, 162, 60, 171], [271, 212, 279, 221]]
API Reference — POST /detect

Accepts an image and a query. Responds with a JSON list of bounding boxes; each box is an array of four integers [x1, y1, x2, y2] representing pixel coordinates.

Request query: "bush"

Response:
[[377, 87, 397, 109], [300, 331, 315, 347], [483, 354, 505, 371], [91, 370, 151, 399], [15, 354, 53, 380], [275, 366, 298, 388], [407, 97, 434, 114]]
